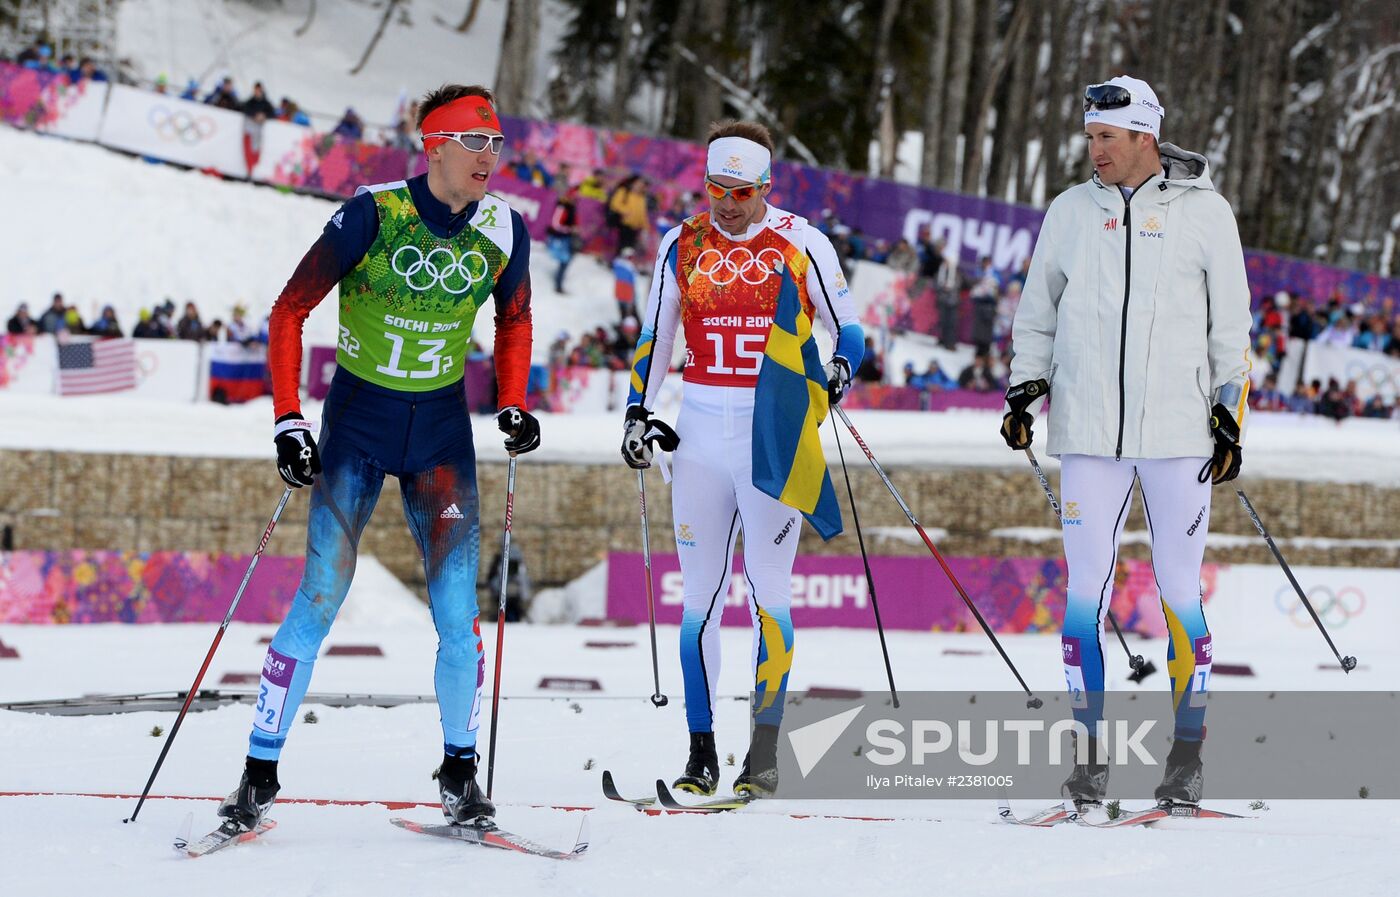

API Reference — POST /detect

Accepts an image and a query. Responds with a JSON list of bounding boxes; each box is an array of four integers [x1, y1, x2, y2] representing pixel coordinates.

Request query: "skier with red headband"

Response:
[[214, 85, 537, 835]]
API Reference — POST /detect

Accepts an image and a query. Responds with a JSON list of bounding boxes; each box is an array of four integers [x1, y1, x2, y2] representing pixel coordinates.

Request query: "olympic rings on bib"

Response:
[[391, 245, 489, 294], [694, 246, 786, 286], [148, 106, 216, 144]]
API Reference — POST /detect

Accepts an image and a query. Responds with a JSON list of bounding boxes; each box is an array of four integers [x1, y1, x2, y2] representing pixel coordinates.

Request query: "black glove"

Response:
[[1000, 378, 1048, 450], [496, 405, 541, 455], [621, 404, 680, 469], [824, 356, 852, 406], [1198, 403, 1242, 485], [274, 412, 321, 488]]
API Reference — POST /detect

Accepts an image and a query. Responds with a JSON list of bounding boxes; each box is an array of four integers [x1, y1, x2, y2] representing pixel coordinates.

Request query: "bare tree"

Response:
[[961, 1, 1033, 195], [349, 0, 403, 76], [441, 0, 483, 33], [939, 0, 975, 189], [920, 0, 952, 187], [610, 0, 644, 128], [495, 0, 541, 114], [294, 0, 316, 38], [866, 0, 903, 177]]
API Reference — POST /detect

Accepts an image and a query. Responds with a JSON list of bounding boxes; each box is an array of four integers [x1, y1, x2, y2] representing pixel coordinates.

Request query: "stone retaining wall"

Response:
[[2, 449, 1395, 595]]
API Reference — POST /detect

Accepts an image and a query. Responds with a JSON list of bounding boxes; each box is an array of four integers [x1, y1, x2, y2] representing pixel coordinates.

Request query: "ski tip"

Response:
[[572, 814, 590, 856], [172, 811, 194, 852]]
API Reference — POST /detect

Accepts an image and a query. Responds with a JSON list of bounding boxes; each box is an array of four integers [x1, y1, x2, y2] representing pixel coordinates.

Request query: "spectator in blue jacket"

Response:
[[332, 107, 364, 140], [89, 306, 123, 337]]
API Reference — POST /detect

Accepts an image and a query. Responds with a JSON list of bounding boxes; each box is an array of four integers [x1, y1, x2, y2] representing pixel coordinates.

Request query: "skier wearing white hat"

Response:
[[1001, 74, 1252, 810]]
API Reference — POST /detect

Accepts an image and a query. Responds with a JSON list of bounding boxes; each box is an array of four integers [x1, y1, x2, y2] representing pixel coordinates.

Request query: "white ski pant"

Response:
[[670, 384, 799, 733], [1059, 454, 1214, 740]]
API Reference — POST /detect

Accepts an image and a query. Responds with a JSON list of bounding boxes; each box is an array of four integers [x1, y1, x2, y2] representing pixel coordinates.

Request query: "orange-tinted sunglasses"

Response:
[[704, 177, 762, 202]]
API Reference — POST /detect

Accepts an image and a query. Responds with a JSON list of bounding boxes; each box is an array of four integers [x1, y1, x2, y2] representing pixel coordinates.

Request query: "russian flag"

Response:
[[209, 342, 269, 403]]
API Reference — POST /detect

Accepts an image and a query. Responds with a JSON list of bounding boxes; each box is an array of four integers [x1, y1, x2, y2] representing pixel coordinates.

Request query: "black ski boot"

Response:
[[436, 750, 495, 824], [1060, 734, 1109, 808], [217, 757, 279, 832], [733, 724, 780, 798], [1154, 738, 1204, 806], [672, 731, 719, 796]]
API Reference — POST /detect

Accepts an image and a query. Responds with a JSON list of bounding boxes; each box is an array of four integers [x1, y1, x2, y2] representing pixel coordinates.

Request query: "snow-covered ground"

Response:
[[2, 588, 1398, 895]]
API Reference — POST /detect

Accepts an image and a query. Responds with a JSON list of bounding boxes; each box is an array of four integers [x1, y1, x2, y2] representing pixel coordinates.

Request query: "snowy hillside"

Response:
[[116, 0, 564, 128], [0, 125, 622, 361]]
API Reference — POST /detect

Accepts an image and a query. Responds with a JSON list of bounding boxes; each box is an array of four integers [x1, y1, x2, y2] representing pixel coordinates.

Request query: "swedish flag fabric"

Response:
[[752, 268, 843, 540]]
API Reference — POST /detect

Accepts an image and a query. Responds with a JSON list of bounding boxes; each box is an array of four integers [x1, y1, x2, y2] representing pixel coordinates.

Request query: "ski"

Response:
[[600, 769, 655, 809], [653, 778, 754, 813], [996, 797, 1078, 827], [390, 816, 588, 860], [1079, 802, 1249, 829], [175, 816, 277, 858]]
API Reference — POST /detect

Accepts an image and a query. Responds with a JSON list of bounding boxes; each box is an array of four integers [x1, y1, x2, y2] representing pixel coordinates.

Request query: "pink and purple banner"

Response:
[[0, 551, 303, 624], [606, 552, 1221, 638]]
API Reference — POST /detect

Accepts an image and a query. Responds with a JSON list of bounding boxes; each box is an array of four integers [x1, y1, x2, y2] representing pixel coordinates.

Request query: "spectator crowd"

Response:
[[7, 292, 263, 347]]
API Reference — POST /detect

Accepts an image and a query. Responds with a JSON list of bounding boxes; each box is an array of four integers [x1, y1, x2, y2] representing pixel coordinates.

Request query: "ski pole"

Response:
[[833, 406, 1042, 708], [637, 469, 669, 708], [832, 418, 899, 707], [486, 454, 517, 799], [125, 488, 293, 823], [1235, 489, 1357, 673], [1023, 448, 1155, 683]]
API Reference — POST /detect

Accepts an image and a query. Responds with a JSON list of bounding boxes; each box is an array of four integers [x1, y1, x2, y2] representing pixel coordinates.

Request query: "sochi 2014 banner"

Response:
[[606, 552, 1400, 650], [605, 552, 1202, 636], [0, 551, 304, 624]]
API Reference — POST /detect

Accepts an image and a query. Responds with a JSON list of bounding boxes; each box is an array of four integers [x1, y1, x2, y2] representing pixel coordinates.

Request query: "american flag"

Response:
[[56, 337, 138, 395]]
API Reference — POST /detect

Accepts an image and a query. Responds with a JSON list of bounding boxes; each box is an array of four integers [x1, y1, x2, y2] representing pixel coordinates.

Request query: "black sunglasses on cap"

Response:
[[1083, 83, 1134, 112]]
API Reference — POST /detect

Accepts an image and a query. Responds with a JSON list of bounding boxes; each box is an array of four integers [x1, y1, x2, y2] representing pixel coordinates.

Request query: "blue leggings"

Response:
[[1059, 455, 1213, 742], [248, 372, 484, 761]]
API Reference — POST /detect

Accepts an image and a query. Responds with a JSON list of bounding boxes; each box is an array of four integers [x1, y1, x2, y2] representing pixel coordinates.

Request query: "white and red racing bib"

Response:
[[676, 213, 812, 388]]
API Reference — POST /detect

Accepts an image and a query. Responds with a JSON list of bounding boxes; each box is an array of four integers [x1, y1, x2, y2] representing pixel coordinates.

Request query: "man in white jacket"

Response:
[[1001, 76, 1252, 808]]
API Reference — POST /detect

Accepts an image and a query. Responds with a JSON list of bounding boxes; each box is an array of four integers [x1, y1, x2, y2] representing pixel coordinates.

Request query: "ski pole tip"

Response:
[[1026, 696, 1043, 710], [651, 694, 669, 707], [1342, 656, 1358, 672]]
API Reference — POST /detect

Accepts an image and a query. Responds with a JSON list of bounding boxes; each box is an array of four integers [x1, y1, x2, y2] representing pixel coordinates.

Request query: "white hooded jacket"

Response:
[[1009, 143, 1252, 459]]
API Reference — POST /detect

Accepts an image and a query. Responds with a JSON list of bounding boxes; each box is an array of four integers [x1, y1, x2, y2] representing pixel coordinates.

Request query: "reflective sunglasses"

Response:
[[425, 130, 505, 155], [1083, 83, 1135, 112], [704, 177, 762, 202]]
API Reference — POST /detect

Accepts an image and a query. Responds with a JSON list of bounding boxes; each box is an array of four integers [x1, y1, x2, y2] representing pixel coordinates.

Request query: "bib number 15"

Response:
[[376, 332, 453, 380], [706, 331, 765, 377]]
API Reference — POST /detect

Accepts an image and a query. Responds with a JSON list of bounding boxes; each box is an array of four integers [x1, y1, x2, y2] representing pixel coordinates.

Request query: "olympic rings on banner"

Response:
[[694, 246, 786, 286], [391, 244, 489, 294], [148, 106, 216, 144], [1274, 583, 1365, 628], [1342, 358, 1399, 402]]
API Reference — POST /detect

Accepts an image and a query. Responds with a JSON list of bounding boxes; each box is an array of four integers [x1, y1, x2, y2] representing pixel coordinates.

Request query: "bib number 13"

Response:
[[376, 332, 453, 379]]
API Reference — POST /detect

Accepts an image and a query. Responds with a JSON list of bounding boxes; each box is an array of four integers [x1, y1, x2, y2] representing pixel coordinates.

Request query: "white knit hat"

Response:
[[1084, 75, 1164, 138]]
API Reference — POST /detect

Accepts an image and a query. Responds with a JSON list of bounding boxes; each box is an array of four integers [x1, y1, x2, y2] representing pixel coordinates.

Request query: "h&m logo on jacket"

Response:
[[1103, 217, 1118, 231]]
